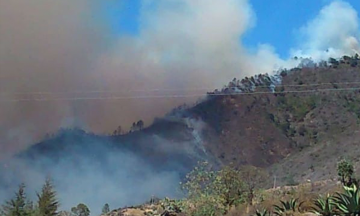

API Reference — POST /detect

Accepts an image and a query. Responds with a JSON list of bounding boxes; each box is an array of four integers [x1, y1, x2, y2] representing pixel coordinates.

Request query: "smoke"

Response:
[[0, 126, 210, 214], [292, 0, 360, 61], [0, 150, 181, 215]]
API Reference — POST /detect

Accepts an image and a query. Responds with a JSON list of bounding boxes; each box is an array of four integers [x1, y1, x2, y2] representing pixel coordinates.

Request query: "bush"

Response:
[[337, 159, 355, 186]]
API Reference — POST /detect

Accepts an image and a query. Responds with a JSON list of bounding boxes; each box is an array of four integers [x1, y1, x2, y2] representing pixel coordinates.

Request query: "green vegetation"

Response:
[[273, 198, 302, 215], [0, 180, 58, 216], [0, 184, 33, 216], [165, 158, 360, 215], [0, 179, 91, 216], [37, 178, 59, 216], [310, 194, 336, 216], [337, 159, 355, 186], [179, 162, 268, 215], [3, 160, 360, 216], [277, 95, 319, 122], [333, 184, 360, 215], [254, 209, 270, 216]]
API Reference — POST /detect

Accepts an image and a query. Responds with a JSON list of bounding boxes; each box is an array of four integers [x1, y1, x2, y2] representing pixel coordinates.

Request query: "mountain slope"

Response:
[[2, 56, 360, 211], [11, 57, 360, 180]]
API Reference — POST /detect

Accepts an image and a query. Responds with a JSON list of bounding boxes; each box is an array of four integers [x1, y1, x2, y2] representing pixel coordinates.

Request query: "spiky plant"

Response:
[[310, 194, 336, 216], [254, 209, 270, 216], [333, 184, 360, 215], [273, 198, 303, 216]]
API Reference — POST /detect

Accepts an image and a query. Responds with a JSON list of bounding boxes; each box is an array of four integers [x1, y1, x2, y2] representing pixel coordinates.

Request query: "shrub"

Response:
[[337, 159, 355, 186], [333, 185, 360, 215], [310, 194, 336, 216], [181, 162, 255, 215], [273, 198, 303, 215]]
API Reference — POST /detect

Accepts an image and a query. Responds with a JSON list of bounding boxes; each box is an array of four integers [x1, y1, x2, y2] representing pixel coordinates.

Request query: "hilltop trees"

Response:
[[130, 120, 144, 132], [71, 203, 90, 216], [112, 126, 123, 136], [102, 203, 110, 214]]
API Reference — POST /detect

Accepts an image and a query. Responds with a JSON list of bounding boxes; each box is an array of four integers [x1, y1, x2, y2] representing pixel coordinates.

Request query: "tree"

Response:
[[329, 57, 339, 66], [37, 178, 59, 216], [101, 203, 110, 215], [211, 165, 245, 211], [180, 161, 215, 199], [337, 159, 355, 186], [71, 203, 90, 216], [239, 165, 269, 206], [181, 162, 248, 215], [130, 122, 137, 132], [117, 126, 122, 135], [1, 183, 33, 216], [136, 120, 144, 130]]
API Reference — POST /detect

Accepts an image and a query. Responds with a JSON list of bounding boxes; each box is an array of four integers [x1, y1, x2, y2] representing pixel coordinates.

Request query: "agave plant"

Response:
[[333, 184, 360, 215], [273, 198, 303, 216], [254, 209, 270, 216], [311, 194, 336, 216]]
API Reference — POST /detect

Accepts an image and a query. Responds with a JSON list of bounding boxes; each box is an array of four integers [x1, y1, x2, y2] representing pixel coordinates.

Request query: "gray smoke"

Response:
[[0, 0, 283, 157], [0, 124, 209, 214]]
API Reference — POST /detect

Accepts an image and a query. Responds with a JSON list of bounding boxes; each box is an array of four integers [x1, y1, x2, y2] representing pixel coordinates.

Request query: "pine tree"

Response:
[[101, 203, 110, 215], [37, 178, 59, 216], [1, 183, 32, 216]]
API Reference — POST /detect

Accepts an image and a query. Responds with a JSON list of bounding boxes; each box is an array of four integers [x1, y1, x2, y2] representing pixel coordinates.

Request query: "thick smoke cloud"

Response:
[[292, 0, 360, 61], [0, 0, 105, 157], [0, 0, 263, 157], [0, 140, 182, 215]]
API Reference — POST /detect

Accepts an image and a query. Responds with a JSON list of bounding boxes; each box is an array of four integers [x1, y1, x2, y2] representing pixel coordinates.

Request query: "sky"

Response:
[[101, 0, 360, 58]]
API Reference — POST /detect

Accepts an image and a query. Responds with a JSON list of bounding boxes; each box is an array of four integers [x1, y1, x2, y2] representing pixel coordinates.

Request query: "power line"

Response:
[[2, 81, 360, 96], [1, 86, 360, 103]]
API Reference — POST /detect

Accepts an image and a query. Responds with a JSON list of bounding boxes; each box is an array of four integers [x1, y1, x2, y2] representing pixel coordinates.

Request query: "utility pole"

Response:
[[273, 175, 276, 189]]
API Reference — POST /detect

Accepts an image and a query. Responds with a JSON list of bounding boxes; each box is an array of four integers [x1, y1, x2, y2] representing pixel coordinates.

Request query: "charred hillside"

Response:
[[188, 56, 360, 184]]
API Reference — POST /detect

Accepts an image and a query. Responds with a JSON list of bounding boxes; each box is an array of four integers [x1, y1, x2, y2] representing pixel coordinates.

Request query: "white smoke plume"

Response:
[[292, 0, 360, 61]]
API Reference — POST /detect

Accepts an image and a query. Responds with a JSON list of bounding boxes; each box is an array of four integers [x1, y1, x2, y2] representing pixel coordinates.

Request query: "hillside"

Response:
[[9, 57, 360, 179], [2, 56, 360, 213]]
